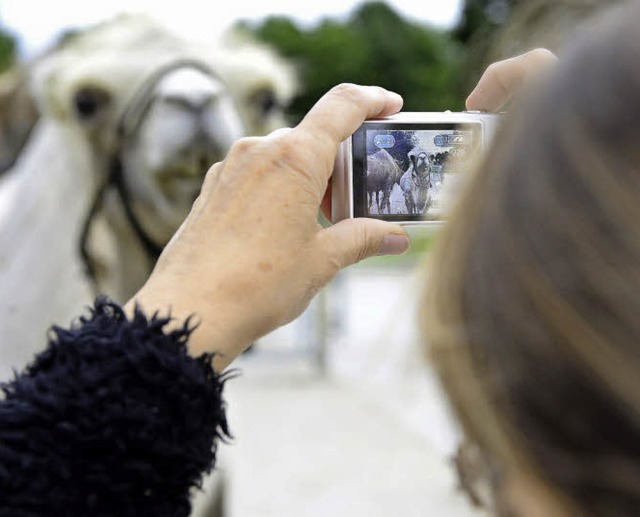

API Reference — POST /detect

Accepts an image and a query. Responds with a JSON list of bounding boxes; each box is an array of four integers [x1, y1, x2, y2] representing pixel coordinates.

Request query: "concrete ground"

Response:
[[194, 263, 485, 517], [218, 359, 481, 517]]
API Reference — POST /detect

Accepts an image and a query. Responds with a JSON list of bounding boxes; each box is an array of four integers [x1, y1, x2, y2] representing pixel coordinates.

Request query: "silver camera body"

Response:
[[332, 111, 500, 225]]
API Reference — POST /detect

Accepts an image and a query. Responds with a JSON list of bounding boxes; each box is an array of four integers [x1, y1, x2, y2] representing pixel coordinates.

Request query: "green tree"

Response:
[[0, 25, 16, 74], [453, 0, 518, 91], [239, 2, 465, 122], [454, 0, 516, 45], [454, 0, 614, 91]]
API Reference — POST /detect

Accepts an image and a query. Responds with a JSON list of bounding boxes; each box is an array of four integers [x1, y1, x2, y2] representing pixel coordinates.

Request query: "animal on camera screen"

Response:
[[364, 128, 475, 218]]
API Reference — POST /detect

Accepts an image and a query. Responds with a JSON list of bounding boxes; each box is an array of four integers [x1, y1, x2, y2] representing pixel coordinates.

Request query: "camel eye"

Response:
[[73, 85, 111, 119], [251, 87, 279, 115]]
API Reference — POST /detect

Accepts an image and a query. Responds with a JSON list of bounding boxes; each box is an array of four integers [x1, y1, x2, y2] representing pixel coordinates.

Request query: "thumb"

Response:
[[317, 218, 410, 269]]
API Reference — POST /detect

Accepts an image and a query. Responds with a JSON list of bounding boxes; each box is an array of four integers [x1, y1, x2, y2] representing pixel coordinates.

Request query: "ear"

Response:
[[0, 68, 40, 173], [409, 154, 417, 167]]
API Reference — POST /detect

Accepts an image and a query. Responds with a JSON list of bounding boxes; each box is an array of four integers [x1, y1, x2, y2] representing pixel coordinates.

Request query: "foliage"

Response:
[[454, 0, 517, 45], [0, 25, 16, 74], [237, 2, 466, 123], [453, 0, 524, 89]]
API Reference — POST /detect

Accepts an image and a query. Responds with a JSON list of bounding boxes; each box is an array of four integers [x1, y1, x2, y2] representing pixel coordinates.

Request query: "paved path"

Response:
[[219, 359, 480, 517], [196, 265, 484, 517]]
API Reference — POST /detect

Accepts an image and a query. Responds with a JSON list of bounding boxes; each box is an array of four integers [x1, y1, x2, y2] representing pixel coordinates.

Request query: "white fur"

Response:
[[0, 120, 98, 378], [0, 13, 297, 380], [0, 15, 296, 516]]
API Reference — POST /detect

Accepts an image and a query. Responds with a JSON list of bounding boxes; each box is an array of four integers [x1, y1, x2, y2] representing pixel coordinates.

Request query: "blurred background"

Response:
[[0, 0, 618, 516]]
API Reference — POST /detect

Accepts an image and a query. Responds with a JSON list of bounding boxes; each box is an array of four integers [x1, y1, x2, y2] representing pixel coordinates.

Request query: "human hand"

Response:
[[466, 48, 557, 112], [125, 84, 410, 370]]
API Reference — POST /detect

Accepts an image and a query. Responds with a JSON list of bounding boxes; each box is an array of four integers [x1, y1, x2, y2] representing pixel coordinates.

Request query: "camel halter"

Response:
[[419, 168, 433, 190], [79, 59, 226, 285]]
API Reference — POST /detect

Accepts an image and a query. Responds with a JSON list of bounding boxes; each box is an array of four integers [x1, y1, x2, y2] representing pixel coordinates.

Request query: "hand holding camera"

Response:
[[331, 48, 557, 225], [127, 50, 557, 369], [332, 111, 500, 224], [127, 84, 409, 370]]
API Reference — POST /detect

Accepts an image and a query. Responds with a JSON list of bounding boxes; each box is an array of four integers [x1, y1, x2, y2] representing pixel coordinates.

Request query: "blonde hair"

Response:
[[422, 3, 640, 515]]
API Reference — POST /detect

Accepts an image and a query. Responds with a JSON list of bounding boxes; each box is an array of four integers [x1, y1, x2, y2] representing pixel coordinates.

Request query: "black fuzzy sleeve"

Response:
[[0, 298, 231, 517]]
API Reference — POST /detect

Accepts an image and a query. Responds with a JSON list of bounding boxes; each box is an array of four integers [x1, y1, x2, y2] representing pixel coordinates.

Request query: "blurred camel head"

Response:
[[0, 14, 297, 308], [32, 15, 292, 238], [0, 13, 297, 297]]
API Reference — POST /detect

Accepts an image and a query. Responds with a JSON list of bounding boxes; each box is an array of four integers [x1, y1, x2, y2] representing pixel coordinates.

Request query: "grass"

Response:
[[355, 226, 440, 269], [318, 212, 442, 269]]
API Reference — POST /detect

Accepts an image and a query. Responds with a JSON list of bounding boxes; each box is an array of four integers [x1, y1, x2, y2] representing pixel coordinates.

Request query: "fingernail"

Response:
[[378, 234, 410, 256]]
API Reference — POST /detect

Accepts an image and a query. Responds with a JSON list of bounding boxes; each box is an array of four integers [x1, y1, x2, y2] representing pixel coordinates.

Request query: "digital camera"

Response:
[[332, 112, 501, 225]]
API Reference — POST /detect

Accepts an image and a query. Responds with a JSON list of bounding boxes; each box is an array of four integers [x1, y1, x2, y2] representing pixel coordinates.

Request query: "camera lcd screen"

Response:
[[352, 123, 481, 221]]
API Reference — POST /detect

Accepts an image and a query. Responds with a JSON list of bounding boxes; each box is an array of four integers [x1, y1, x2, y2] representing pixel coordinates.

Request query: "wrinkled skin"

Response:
[[126, 84, 412, 371]]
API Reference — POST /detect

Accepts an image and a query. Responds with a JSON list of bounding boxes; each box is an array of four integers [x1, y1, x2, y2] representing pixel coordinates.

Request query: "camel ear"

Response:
[[0, 68, 40, 174], [409, 154, 417, 167]]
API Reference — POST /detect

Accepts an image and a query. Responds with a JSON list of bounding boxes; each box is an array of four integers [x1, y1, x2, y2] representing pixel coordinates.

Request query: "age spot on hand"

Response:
[[258, 261, 273, 273]]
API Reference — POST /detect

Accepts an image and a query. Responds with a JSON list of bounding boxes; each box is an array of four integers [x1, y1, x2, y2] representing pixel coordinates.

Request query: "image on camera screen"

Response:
[[364, 127, 477, 219]]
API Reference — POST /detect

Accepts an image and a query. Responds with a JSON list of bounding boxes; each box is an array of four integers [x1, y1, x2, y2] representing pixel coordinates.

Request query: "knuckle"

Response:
[[273, 134, 300, 162], [228, 136, 262, 156], [319, 241, 346, 276], [526, 48, 557, 63], [484, 62, 499, 77], [355, 223, 378, 263], [202, 162, 222, 189], [190, 193, 204, 213], [483, 62, 510, 92], [267, 127, 293, 138], [367, 85, 387, 97], [330, 82, 363, 103], [272, 132, 313, 175], [307, 247, 337, 285], [331, 82, 359, 94], [325, 255, 342, 278]]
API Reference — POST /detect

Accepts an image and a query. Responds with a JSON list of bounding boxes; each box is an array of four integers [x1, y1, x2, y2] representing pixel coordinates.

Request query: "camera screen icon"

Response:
[[373, 134, 395, 149]]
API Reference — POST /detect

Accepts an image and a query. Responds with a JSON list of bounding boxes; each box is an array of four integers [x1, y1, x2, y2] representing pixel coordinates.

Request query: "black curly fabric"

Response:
[[0, 298, 231, 516]]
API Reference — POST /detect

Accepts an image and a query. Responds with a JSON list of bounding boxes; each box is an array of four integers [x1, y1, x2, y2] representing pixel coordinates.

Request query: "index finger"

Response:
[[466, 48, 557, 112], [297, 83, 403, 164]]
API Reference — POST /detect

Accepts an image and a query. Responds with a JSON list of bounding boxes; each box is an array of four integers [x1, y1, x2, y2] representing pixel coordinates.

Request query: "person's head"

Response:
[[422, 3, 640, 516]]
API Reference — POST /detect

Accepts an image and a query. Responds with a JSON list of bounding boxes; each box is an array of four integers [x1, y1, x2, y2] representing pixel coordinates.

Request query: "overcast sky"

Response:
[[0, 0, 463, 56]]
